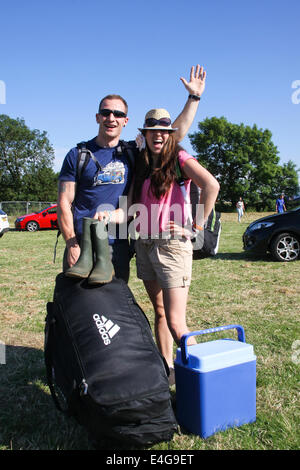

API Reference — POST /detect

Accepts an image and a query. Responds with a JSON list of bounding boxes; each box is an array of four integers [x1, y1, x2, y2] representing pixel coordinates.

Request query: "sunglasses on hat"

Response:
[[98, 108, 127, 118], [144, 117, 172, 127]]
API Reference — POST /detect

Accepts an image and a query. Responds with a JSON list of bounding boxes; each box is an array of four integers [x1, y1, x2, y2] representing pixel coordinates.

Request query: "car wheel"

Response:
[[26, 221, 39, 232], [270, 232, 300, 262]]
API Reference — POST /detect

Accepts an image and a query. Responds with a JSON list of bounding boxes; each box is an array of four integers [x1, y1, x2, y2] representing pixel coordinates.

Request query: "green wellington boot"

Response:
[[88, 220, 114, 284], [65, 217, 96, 278]]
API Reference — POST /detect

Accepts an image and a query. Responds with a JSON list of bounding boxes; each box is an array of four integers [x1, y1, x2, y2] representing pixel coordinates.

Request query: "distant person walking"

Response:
[[276, 194, 286, 213], [236, 197, 245, 222]]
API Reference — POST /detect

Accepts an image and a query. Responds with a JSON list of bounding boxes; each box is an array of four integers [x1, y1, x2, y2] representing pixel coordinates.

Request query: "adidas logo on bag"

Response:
[[93, 314, 120, 346]]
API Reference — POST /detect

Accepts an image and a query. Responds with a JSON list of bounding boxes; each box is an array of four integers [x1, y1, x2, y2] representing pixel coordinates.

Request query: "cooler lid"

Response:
[[175, 339, 256, 372]]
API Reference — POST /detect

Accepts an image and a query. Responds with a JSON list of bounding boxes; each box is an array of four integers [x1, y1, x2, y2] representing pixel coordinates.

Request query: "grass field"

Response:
[[0, 212, 299, 450]]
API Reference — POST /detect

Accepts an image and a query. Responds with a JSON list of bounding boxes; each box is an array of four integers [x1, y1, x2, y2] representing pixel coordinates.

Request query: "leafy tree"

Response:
[[22, 167, 59, 201], [0, 114, 58, 201], [189, 117, 299, 211], [274, 161, 300, 199]]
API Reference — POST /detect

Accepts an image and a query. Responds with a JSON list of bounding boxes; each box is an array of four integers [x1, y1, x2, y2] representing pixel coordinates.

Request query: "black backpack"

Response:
[[76, 139, 137, 180], [44, 274, 178, 447], [176, 161, 221, 259], [189, 182, 221, 259]]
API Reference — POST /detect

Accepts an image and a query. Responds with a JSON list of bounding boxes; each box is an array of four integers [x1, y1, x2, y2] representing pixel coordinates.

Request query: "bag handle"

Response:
[[180, 324, 245, 365]]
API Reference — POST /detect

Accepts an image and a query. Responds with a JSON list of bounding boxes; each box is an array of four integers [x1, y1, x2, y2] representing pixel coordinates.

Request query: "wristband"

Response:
[[66, 237, 79, 248], [188, 94, 201, 101], [193, 222, 204, 231]]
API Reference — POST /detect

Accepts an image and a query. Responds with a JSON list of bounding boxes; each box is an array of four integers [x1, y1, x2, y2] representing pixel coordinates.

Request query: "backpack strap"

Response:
[[53, 142, 100, 264], [175, 159, 188, 186], [77, 140, 136, 179], [76, 141, 102, 180], [117, 140, 137, 170], [53, 230, 60, 263]]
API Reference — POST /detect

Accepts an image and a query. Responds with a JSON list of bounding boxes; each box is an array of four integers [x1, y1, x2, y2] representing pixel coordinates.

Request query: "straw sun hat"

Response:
[[138, 108, 178, 132]]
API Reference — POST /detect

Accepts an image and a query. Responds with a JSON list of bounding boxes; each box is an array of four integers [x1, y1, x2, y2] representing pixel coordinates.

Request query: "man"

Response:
[[276, 194, 286, 213], [57, 65, 207, 283]]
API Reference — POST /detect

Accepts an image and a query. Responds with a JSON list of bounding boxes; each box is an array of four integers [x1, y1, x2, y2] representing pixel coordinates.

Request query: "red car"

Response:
[[15, 204, 58, 232]]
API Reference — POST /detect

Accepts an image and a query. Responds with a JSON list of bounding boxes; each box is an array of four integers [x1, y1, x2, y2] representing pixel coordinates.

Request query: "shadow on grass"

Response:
[[209, 251, 274, 262], [0, 344, 142, 450], [7, 228, 59, 233]]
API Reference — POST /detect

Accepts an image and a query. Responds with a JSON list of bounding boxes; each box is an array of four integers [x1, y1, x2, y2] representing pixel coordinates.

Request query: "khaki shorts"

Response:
[[135, 238, 193, 288]]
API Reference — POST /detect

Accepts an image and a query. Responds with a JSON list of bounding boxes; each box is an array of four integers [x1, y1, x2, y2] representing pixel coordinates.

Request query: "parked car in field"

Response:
[[0, 209, 10, 237], [286, 195, 300, 210], [15, 204, 58, 232], [243, 207, 300, 262]]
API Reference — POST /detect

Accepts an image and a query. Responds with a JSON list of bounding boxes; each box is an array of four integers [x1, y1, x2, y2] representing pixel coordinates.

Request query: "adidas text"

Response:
[[93, 314, 120, 345]]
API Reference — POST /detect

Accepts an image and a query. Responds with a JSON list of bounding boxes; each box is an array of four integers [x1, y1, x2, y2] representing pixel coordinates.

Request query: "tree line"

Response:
[[0, 114, 299, 211], [0, 114, 58, 202], [189, 116, 299, 211]]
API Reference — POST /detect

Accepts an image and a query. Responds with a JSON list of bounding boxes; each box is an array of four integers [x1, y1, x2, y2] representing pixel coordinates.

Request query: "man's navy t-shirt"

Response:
[[59, 137, 134, 244]]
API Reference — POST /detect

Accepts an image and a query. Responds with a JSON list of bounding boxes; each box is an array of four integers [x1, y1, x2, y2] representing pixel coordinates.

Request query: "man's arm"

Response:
[[57, 180, 80, 268], [172, 65, 206, 142]]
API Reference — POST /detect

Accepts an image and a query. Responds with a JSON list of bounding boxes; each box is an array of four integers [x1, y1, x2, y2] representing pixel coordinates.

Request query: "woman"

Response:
[[97, 108, 219, 381], [236, 197, 245, 222]]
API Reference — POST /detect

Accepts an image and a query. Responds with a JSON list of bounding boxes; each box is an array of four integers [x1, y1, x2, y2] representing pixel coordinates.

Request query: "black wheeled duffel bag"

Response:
[[44, 273, 178, 447]]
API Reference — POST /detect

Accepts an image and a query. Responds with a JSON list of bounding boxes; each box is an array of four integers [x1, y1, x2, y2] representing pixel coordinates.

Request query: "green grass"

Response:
[[0, 213, 299, 450]]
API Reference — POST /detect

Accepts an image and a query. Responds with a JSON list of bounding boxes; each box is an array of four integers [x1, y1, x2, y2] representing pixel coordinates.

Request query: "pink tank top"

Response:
[[135, 150, 196, 237]]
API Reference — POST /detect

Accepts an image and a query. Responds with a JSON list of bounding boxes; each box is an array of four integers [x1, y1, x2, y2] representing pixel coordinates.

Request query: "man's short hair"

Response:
[[98, 95, 128, 115]]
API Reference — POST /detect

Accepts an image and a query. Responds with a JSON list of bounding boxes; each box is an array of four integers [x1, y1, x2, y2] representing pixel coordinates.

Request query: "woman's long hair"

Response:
[[133, 133, 184, 201]]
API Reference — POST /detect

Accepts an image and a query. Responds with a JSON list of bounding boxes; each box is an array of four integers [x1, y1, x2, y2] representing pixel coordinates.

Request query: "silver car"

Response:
[[0, 209, 9, 238]]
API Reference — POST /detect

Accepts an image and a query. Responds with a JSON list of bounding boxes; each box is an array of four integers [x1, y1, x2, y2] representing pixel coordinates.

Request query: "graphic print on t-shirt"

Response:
[[93, 161, 125, 186]]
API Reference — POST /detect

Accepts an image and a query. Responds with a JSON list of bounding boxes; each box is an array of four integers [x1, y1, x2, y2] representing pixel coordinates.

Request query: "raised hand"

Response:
[[135, 133, 146, 151], [180, 65, 206, 97]]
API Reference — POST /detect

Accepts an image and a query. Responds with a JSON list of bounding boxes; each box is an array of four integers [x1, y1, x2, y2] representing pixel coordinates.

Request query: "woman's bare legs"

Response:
[[162, 285, 197, 347], [143, 280, 197, 367], [143, 280, 174, 367]]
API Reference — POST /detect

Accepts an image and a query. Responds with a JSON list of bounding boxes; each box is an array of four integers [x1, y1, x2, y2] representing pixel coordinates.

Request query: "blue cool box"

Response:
[[174, 325, 256, 438]]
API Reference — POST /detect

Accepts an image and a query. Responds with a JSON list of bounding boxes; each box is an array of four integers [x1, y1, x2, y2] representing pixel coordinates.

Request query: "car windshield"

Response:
[[36, 206, 55, 213]]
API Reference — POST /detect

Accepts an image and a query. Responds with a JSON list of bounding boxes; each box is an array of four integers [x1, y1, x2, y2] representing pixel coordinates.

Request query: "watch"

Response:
[[188, 94, 201, 101]]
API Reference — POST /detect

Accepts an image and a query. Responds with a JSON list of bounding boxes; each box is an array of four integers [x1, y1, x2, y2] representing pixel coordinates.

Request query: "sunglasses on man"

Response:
[[98, 109, 127, 118], [144, 117, 171, 127]]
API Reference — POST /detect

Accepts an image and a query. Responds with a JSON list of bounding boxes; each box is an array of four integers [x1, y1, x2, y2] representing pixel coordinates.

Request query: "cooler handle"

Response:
[[180, 324, 246, 365]]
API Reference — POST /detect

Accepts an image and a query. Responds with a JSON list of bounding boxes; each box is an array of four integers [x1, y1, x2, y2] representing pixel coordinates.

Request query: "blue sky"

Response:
[[1, 0, 300, 180]]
